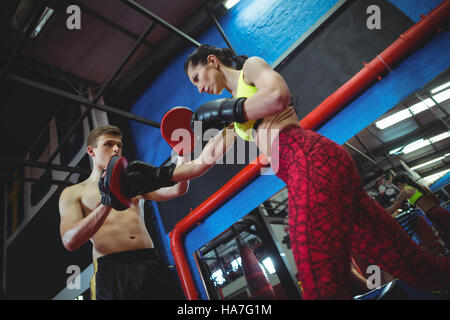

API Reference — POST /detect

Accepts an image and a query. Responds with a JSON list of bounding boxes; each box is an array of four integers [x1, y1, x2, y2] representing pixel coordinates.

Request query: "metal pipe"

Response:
[[0, 157, 89, 175], [2, 1, 47, 76], [169, 0, 450, 300], [344, 142, 378, 165], [4, 72, 160, 128], [44, 19, 157, 168], [92, 21, 157, 103], [205, 6, 236, 56], [0, 176, 73, 187], [119, 0, 201, 48]]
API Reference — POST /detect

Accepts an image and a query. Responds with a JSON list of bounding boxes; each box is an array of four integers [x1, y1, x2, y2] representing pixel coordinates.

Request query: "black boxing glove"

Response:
[[125, 161, 177, 197], [98, 156, 132, 211], [98, 170, 129, 211], [190, 97, 247, 131]]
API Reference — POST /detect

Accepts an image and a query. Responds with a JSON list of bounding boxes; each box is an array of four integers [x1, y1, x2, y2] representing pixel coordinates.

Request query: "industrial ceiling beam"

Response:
[[0, 156, 89, 175], [4, 72, 159, 128], [119, 0, 201, 48], [2, 0, 47, 77], [60, 0, 155, 49], [0, 176, 73, 187]]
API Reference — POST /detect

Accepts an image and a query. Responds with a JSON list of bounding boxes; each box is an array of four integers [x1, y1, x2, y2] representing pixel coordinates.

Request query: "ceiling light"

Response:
[[375, 109, 411, 130], [409, 98, 435, 114], [211, 269, 226, 285], [389, 146, 403, 155], [431, 81, 450, 94], [430, 131, 450, 143], [402, 138, 431, 154], [375, 88, 450, 130], [410, 155, 446, 171], [389, 131, 450, 155], [262, 257, 276, 274], [224, 0, 240, 9], [230, 257, 242, 271], [31, 7, 54, 38], [433, 88, 450, 103]]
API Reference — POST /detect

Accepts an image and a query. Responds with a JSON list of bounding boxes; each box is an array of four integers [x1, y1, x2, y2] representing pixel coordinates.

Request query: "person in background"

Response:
[[388, 172, 450, 249]]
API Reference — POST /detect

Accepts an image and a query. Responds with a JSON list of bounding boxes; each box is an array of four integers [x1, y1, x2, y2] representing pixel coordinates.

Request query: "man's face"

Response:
[[91, 134, 123, 168]]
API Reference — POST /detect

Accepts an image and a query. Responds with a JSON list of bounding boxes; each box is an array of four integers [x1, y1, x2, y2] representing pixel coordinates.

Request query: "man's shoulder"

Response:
[[60, 180, 90, 199]]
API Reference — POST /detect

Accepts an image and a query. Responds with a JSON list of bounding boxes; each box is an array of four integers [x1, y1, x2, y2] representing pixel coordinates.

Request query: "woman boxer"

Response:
[[131, 44, 450, 299]]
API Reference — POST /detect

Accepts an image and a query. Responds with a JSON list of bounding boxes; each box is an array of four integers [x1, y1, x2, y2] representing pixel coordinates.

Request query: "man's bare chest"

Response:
[[80, 183, 101, 214]]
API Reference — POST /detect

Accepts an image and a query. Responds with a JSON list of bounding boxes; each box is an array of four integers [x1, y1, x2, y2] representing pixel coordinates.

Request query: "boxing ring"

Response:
[[169, 1, 450, 300], [3, 0, 448, 300]]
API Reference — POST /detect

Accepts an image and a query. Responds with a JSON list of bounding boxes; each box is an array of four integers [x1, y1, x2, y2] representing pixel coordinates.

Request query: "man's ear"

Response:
[[86, 145, 95, 158]]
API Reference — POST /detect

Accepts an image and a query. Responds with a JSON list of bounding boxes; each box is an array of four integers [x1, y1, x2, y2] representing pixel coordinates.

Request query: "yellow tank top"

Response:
[[234, 70, 259, 141], [405, 186, 423, 205]]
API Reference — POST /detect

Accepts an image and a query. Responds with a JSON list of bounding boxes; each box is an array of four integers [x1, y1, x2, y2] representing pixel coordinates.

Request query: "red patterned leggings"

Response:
[[271, 126, 450, 299]]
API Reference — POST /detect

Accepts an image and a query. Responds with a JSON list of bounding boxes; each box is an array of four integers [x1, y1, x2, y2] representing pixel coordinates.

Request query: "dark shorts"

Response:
[[91, 248, 185, 300]]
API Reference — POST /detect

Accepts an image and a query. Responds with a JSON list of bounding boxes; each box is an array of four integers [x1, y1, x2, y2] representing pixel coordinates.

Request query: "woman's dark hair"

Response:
[[184, 44, 248, 73], [392, 172, 432, 197]]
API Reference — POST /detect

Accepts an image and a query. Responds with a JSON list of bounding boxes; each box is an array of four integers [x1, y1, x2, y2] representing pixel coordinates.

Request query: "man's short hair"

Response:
[[87, 125, 122, 147]]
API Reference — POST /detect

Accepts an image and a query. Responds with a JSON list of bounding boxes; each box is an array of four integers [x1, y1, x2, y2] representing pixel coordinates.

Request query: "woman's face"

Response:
[[186, 56, 227, 95]]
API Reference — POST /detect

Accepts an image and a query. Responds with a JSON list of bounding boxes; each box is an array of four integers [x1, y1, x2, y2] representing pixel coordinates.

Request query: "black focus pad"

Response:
[[125, 161, 177, 197], [99, 156, 132, 211]]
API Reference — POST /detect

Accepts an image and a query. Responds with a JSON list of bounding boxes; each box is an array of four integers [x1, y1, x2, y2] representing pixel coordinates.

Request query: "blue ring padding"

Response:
[[388, 0, 443, 23]]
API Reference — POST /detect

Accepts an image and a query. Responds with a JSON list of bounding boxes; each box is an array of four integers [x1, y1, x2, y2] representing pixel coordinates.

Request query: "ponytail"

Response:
[[184, 44, 248, 73]]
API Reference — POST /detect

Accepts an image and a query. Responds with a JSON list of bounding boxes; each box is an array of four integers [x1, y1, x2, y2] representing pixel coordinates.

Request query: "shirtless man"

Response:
[[58, 125, 188, 300]]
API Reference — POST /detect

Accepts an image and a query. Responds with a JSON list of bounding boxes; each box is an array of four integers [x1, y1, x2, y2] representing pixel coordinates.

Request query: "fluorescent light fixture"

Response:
[[389, 131, 450, 155], [434, 88, 450, 104], [409, 98, 434, 114], [389, 146, 403, 154], [375, 88, 450, 130], [376, 109, 413, 130], [211, 269, 226, 285], [230, 257, 242, 271], [430, 131, 450, 143], [262, 257, 276, 275], [224, 0, 240, 9], [410, 155, 448, 171], [31, 7, 54, 38], [402, 138, 430, 154], [431, 81, 450, 94]]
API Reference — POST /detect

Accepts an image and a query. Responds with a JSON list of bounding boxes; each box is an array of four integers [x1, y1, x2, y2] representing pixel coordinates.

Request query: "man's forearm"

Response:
[[62, 205, 112, 252]]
